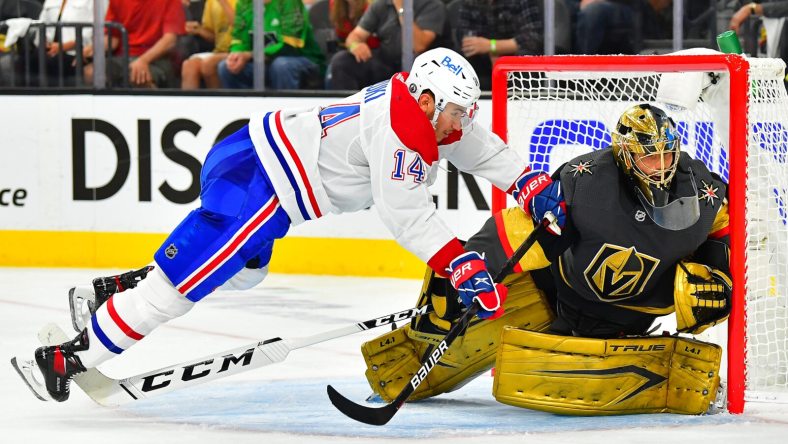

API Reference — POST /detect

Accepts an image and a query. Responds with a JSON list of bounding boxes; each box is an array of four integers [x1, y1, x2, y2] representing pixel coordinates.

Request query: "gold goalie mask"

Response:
[[612, 104, 700, 231]]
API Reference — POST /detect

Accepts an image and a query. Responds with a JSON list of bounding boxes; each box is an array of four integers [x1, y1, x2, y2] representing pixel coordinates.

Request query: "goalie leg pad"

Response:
[[363, 272, 554, 402], [406, 267, 468, 345], [492, 328, 722, 415]]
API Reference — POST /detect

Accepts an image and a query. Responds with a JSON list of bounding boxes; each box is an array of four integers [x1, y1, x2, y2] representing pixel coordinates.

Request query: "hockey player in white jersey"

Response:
[[13, 47, 567, 403]]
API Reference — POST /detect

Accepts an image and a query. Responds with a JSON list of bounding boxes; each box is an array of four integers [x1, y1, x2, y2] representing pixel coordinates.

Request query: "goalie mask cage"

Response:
[[490, 54, 788, 414]]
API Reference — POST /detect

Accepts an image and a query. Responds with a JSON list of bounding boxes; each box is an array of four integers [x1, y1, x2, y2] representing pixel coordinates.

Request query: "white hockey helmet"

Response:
[[407, 47, 481, 128]]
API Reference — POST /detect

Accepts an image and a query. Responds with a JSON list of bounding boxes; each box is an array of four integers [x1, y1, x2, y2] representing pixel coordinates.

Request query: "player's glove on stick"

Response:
[[448, 251, 508, 319], [512, 170, 566, 235]]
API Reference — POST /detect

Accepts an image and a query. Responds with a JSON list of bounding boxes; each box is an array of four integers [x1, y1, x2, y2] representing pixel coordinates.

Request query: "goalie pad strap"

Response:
[[492, 328, 722, 415]]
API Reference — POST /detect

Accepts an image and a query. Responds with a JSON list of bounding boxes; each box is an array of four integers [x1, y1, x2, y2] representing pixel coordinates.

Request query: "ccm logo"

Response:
[[372, 305, 430, 327], [139, 347, 254, 392]]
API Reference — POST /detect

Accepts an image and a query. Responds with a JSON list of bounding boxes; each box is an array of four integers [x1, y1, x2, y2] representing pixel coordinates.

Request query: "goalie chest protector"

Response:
[[554, 148, 727, 314]]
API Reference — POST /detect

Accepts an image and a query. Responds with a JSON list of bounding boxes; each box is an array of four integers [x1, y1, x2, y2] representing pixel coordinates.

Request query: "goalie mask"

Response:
[[612, 104, 700, 231], [407, 47, 480, 129]]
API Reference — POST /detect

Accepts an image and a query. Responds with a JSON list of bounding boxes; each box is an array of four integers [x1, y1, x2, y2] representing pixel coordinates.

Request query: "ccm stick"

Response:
[[20, 304, 434, 406], [326, 212, 556, 425]]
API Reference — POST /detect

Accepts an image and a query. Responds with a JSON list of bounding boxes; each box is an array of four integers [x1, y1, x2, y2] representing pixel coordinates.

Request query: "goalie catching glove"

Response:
[[448, 251, 507, 319], [674, 260, 732, 334]]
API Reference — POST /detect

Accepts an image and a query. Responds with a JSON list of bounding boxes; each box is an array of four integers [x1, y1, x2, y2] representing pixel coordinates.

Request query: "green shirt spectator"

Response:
[[219, 0, 325, 89], [229, 0, 324, 67]]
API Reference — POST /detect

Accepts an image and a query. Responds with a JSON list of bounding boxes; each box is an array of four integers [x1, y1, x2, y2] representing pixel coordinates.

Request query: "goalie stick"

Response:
[[326, 212, 556, 425], [22, 304, 434, 406]]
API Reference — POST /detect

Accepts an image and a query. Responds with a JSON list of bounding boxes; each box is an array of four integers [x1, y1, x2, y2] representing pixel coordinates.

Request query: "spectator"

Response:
[[573, 0, 638, 55], [181, 0, 236, 89], [0, 0, 45, 86], [218, 0, 325, 90], [730, 1, 788, 83], [456, 0, 543, 90], [84, 0, 186, 88], [329, 0, 378, 48], [729, 1, 788, 33], [641, 0, 672, 42], [179, 0, 214, 57], [0, 0, 41, 21], [34, 0, 94, 86], [328, 0, 445, 90], [573, 0, 672, 55]]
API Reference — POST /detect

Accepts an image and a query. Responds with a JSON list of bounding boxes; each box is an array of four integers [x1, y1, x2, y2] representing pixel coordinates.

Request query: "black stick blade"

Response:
[[326, 384, 400, 426]]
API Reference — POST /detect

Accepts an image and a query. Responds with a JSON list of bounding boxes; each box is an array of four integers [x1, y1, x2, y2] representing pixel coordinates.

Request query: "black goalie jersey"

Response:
[[466, 147, 730, 338]]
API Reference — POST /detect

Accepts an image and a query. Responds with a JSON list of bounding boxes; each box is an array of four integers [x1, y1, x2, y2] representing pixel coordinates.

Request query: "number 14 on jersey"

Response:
[[391, 149, 426, 183]]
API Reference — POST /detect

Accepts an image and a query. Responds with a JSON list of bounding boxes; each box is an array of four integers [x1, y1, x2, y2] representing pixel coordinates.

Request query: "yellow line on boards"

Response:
[[0, 231, 425, 278]]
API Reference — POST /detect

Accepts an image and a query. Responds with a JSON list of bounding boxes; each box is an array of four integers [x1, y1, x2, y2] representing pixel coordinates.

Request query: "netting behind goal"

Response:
[[489, 55, 788, 413]]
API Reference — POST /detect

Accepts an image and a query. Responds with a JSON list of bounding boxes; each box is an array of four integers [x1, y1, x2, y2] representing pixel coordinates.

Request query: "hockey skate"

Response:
[[11, 329, 88, 402], [69, 266, 154, 331]]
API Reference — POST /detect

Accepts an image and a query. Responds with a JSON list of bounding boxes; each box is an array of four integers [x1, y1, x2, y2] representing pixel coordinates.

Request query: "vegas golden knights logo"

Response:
[[583, 244, 660, 302]]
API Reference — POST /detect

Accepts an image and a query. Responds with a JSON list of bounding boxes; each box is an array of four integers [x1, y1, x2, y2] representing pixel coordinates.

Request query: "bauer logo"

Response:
[[410, 340, 449, 389], [441, 56, 463, 75]]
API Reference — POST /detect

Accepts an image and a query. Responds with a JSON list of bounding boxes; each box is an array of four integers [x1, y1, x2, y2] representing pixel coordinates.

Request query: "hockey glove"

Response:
[[448, 251, 507, 319], [512, 170, 566, 235], [674, 261, 732, 335]]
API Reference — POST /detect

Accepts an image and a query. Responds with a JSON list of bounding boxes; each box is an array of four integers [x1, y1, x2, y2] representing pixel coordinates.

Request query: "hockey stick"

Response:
[[32, 304, 434, 406], [326, 212, 557, 425]]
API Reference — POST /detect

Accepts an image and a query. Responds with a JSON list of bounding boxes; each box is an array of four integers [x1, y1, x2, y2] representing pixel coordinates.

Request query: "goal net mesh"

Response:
[[495, 55, 788, 409]]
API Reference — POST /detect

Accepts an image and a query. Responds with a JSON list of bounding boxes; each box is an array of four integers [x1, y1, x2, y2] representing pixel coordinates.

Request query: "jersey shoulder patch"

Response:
[[559, 148, 617, 207], [389, 73, 439, 165]]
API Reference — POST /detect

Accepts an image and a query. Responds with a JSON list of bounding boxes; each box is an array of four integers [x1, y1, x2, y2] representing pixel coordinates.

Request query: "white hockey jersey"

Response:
[[248, 72, 526, 274]]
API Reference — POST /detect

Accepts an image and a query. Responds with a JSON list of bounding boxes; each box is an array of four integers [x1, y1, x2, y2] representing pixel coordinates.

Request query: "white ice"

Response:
[[2, 267, 788, 444]]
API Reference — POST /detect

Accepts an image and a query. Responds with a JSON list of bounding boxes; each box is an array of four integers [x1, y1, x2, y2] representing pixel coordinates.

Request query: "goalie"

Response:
[[363, 103, 731, 415]]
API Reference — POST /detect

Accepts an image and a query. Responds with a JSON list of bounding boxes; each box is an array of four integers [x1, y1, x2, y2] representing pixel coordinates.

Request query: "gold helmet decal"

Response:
[[612, 104, 680, 205], [584, 244, 660, 302]]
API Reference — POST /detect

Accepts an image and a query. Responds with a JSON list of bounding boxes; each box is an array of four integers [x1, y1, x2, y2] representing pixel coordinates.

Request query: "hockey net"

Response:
[[490, 55, 788, 413]]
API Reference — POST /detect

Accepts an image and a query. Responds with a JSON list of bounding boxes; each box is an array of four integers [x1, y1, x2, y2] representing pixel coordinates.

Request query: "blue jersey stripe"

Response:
[[91, 316, 124, 354], [262, 112, 311, 221]]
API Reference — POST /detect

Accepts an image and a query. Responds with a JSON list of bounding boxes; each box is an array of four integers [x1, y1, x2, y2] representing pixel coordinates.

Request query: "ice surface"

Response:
[[2, 267, 788, 444]]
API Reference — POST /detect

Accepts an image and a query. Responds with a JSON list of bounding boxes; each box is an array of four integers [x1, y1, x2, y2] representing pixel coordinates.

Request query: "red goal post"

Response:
[[490, 54, 788, 414]]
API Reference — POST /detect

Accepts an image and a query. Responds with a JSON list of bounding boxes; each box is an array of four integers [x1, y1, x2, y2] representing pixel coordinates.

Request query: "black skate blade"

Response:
[[10, 357, 50, 402]]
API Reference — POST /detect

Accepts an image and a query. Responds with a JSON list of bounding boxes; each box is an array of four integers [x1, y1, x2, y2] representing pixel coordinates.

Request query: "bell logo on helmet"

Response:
[[440, 56, 463, 76]]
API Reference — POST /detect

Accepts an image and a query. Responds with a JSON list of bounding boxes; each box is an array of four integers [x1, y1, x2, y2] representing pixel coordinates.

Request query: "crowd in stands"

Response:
[[0, 0, 783, 90]]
